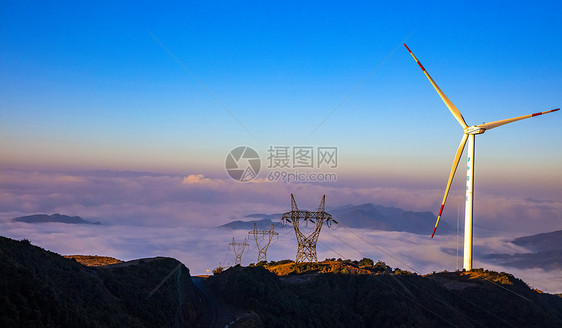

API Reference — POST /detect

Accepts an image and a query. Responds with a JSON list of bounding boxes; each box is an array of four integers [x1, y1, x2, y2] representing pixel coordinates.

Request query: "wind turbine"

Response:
[[404, 44, 559, 271]]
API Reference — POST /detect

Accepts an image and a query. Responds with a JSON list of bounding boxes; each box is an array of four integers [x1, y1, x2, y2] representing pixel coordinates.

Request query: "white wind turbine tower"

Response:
[[404, 44, 559, 271]]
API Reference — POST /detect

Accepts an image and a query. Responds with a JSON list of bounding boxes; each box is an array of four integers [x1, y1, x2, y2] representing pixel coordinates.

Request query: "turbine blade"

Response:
[[476, 108, 559, 131], [404, 44, 468, 129], [432, 134, 469, 238]]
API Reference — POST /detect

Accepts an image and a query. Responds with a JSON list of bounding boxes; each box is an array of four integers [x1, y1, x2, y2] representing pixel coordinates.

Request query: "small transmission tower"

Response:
[[248, 223, 278, 263], [282, 194, 337, 263], [229, 237, 249, 266]]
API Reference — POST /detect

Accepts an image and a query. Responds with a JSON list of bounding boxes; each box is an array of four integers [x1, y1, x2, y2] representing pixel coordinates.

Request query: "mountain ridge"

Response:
[[0, 236, 201, 327], [12, 213, 101, 225], [486, 230, 562, 270], [207, 262, 562, 327], [219, 203, 455, 235], [2, 235, 561, 327]]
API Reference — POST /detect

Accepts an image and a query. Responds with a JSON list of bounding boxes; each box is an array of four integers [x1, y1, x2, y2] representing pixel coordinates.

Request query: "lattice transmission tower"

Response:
[[248, 223, 278, 263], [281, 194, 337, 263], [229, 237, 249, 266]]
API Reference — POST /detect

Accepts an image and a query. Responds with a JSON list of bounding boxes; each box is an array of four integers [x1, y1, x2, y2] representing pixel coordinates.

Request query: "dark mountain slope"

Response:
[[206, 263, 562, 328], [0, 236, 202, 327], [3, 235, 561, 327]]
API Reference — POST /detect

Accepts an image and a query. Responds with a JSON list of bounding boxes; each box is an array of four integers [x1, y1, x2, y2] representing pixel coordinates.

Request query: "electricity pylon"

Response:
[[282, 194, 337, 263], [248, 223, 278, 263], [229, 237, 249, 266]]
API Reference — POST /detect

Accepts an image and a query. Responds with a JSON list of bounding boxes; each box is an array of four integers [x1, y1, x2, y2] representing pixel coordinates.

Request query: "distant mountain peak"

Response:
[[12, 214, 101, 225], [220, 203, 453, 235], [486, 229, 562, 271], [218, 218, 286, 230], [512, 230, 562, 252]]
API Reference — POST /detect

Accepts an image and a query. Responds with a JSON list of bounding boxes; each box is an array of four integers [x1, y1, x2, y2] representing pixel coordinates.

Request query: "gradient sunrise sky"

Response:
[[1, 2, 562, 289], [1, 2, 561, 222]]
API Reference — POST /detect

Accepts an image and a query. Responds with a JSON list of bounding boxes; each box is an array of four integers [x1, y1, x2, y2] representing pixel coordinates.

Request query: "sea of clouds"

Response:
[[1, 168, 561, 293]]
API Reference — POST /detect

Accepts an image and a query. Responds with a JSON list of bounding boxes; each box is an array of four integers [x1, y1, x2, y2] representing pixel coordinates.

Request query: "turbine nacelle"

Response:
[[464, 126, 486, 135]]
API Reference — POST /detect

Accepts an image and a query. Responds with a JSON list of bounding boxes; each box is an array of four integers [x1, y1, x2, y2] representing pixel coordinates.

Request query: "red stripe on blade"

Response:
[[532, 112, 543, 117], [431, 226, 437, 238], [438, 204, 444, 217], [403, 43, 411, 52], [417, 61, 426, 71]]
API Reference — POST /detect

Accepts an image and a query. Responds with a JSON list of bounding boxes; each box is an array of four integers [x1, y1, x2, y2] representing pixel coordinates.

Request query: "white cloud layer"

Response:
[[0, 168, 561, 293]]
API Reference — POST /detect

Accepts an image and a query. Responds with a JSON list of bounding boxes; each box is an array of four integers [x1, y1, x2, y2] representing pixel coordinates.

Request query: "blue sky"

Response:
[[2, 1, 560, 173], [1, 2, 561, 213]]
